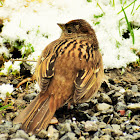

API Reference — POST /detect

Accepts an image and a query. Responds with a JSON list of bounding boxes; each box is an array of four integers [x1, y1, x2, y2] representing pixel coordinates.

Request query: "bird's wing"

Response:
[[74, 67, 100, 103], [35, 40, 59, 94]]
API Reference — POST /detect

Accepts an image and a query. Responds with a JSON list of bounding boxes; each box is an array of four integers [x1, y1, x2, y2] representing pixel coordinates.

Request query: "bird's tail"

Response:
[[13, 93, 56, 134]]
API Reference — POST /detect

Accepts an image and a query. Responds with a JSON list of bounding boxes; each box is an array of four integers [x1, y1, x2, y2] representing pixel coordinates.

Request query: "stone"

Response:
[[132, 125, 140, 132], [37, 129, 48, 139], [60, 132, 76, 140], [96, 103, 111, 112], [77, 103, 89, 110], [127, 103, 140, 111], [23, 93, 37, 102], [14, 130, 29, 139], [57, 122, 72, 136], [47, 125, 59, 140], [84, 121, 98, 132], [91, 136, 100, 140], [111, 124, 123, 136], [131, 85, 138, 92], [0, 133, 8, 140], [29, 135, 38, 140], [115, 102, 126, 111], [98, 122, 106, 129], [133, 132, 140, 140], [79, 136, 86, 140], [98, 93, 112, 104], [100, 134, 112, 140]]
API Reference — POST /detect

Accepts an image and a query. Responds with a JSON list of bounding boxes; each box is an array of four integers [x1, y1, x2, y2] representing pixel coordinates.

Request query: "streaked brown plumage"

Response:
[[14, 19, 104, 134]]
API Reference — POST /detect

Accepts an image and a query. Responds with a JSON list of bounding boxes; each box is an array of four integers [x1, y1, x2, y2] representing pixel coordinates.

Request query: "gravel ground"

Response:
[[0, 66, 140, 140]]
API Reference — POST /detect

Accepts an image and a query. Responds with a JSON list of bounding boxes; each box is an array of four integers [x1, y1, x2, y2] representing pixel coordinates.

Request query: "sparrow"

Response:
[[14, 19, 104, 134]]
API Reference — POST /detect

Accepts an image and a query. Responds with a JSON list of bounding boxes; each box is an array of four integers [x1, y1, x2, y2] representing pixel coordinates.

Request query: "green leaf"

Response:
[[118, 0, 137, 14], [94, 14, 104, 18], [87, 0, 92, 2], [0, 103, 12, 111], [94, 22, 100, 25], [121, 6, 135, 44], [116, 40, 121, 48]]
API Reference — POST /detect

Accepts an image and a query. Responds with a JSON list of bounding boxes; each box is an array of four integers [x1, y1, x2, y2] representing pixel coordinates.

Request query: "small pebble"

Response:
[[60, 132, 76, 140], [127, 103, 140, 111], [84, 121, 98, 132], [131, 85, 138, 92], [14, 130, 29, 139], [96, 103, 111, 112]]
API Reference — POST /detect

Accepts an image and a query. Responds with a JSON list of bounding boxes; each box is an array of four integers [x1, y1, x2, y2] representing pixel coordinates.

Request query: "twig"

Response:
[[10, 59, 37, 62]]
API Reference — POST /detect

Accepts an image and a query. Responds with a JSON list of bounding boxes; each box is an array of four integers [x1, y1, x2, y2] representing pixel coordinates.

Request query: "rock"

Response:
[[102, 128, 112, 135], [106, 90, 115, 96], [123, 73, 137, 84], [79, 136, 86, 140], [29, 135, 38, 140], [60, 132, 76, 140], [132, 125, 140, 132], [93, 129, 104, 137], [91, 136, 100, 140], [102, 125, 113, 135], [123, 134, 134, 140], [125, 124, 132, 133], [90, 116, 98, 122], [100, 134, 112, 140], [127, 103, 140, 111], [11, 138, 25, 140], [124, 90, 140, 103], [71, 123, 81, 136], [98, 122, 106, 129], [84, 121, 98, 132], [0, 121, 12, 133], [96, 103, 111, 112], [111, 124, 120, 130], [47, 125, 59, 140], [23, 93, 37, 102], [113, 92, 122, 98], [98, 93, 112, 104], [133, 132, 140, 139], [77, 103, 89, 110], [14, 130, 29, 139], [0, 133, 8, 140], [115, 102, 127, 111], [9, 124, 21, 134], [120, 123, 126, 131], [57, 122, 72, 136], [131, 85, 138, 92], [37, 129, 48, 139], [111, 124, 123, 136], [81, 131, 89, 137]]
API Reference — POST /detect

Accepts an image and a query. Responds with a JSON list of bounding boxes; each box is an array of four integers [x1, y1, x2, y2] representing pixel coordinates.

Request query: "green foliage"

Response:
[[121, 67, 125, 75], [136, 58, 140, 66], [116, 40, 121, 48], [0, 103, 12, 111], [94, 14, 104, 18], [0, 1, 4, 6], [110, 0, 115, 7], [94, 22, 100, 25], [121, 7, 135, 44], [118, 0, 137, 14], [93, 14, 104, 25], [13, 40, 34, 58], [117, 55, 120, 60], [87, 0, 92, 2]]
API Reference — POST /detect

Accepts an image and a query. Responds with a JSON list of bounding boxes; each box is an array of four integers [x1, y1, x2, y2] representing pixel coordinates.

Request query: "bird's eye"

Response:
[[67, 28, 72, 34]]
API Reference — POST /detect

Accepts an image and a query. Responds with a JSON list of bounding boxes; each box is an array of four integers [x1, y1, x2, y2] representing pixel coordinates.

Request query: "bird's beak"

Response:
[[57, 23, 65, 30]]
